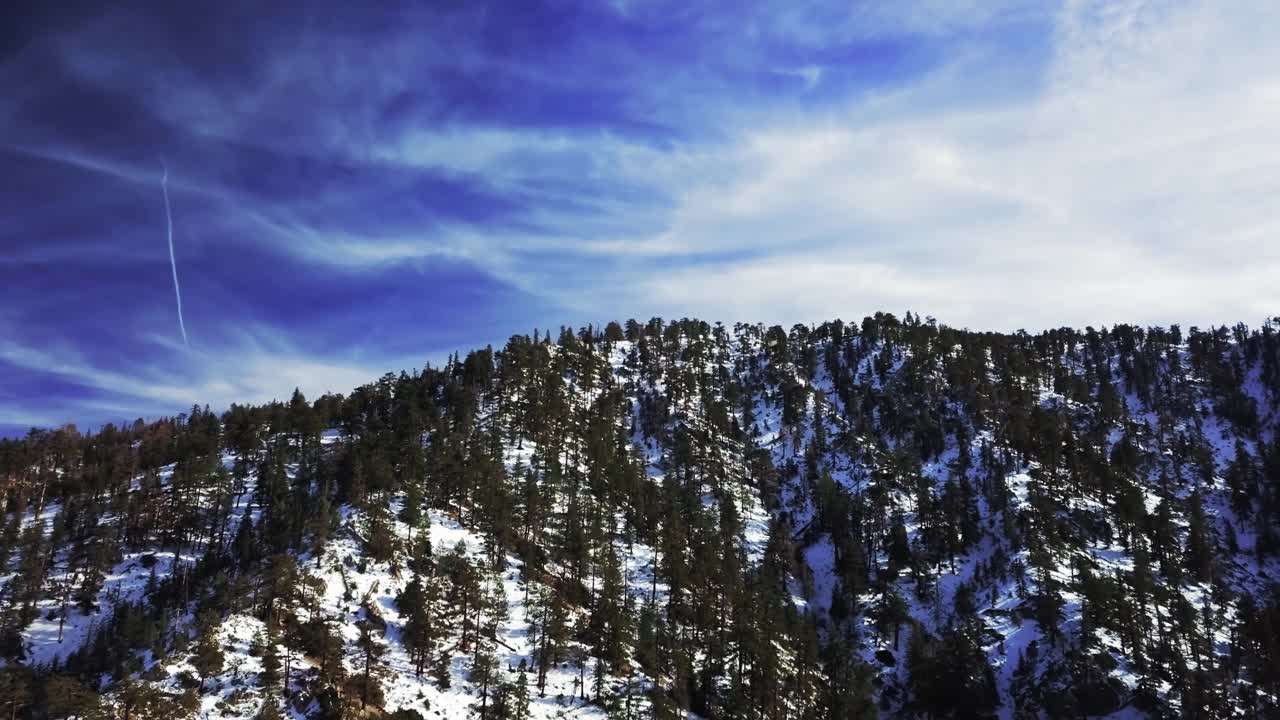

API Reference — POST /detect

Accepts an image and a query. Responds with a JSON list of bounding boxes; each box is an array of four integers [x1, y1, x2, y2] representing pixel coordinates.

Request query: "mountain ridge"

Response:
[[1, 313, 1278, 720]]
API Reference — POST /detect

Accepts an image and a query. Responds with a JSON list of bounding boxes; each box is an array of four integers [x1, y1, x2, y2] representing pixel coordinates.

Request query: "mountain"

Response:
[[1, 313, 1278, 720]]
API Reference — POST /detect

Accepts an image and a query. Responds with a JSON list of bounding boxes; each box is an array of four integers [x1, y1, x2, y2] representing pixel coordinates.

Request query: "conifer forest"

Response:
[[2, 314, 1279, 720]]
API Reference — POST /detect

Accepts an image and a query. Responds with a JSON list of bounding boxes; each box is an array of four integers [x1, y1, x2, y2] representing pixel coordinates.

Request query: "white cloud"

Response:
[[12, 0, 1276, 337], [0, 410, 64, 431], [585, 0, 1280, 330], [0, 331, 406, 424], [734, 0, 1042, 47]]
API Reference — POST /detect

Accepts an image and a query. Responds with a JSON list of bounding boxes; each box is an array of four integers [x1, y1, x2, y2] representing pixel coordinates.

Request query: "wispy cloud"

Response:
[[1, 0, 1274, 434], [0, 330, 416, 422], [570, 0, 1280, 329]]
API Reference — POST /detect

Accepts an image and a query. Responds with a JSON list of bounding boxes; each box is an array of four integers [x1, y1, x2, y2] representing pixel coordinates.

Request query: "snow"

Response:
[[3, 321, 1277, 718]]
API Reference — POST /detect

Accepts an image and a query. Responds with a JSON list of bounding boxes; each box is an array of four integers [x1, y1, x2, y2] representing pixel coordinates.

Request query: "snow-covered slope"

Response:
[[2, 316, 1278, 719]]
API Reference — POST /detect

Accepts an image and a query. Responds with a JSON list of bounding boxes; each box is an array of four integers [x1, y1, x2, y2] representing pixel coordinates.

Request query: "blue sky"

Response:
[[2, 0, 1277, 436]]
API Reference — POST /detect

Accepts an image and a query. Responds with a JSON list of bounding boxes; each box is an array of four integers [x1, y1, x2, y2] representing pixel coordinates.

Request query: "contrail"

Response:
[[160, 160, 188, 347]]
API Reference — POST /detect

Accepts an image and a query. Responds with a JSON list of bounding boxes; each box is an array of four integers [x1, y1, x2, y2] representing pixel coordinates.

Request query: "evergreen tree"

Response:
[[44, 675, 104, 720], [191, 609, 225, 691], [259, 627, 282, 692], [507, 663, 531, 720], [469, 637, 498, 719], [355, 616, 387, 710]]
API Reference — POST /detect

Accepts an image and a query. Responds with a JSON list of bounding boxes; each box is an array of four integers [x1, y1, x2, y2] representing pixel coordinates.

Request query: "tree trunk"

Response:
[[362, 648, 371, 709]]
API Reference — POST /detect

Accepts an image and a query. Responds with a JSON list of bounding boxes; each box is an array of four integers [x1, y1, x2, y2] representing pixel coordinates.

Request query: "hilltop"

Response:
[[1, 313, 1279, 719]]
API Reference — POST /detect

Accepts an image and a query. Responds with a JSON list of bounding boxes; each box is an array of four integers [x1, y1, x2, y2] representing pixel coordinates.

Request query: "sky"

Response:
[[2, 0, 1278, 436]]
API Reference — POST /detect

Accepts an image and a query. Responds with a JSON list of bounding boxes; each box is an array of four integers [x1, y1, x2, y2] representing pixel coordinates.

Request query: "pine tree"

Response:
[[481, 563, 509, 642], [115, 680, 184, 720], [875, 586, 911, 649], [256, 697, 283, 720], [508, 663, 532, 720], [1186, 489, 1214, 584], [398, 570, 440, 678], [355, 616, 386, 710], [191, 609, 225, 691], [887, 514, 912, 578], [470, 637, 498, 719], [44, 675, 104, 720], [1, 667, 31, 720], [401, 477, 425, 556], [260, 627, 282, 692]]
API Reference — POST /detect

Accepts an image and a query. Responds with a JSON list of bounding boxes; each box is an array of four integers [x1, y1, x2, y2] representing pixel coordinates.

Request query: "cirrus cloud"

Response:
[[0, 0, 1274, 436]]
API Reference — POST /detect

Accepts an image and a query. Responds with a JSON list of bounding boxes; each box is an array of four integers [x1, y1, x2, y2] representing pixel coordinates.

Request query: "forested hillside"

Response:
[[2, 313, 1279, 720]]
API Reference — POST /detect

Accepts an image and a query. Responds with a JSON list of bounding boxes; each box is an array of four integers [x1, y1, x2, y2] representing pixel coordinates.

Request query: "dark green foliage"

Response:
[[191, 609, 224, 690], [0, 314, 1277, 719], [43, 675, 105, 720]]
